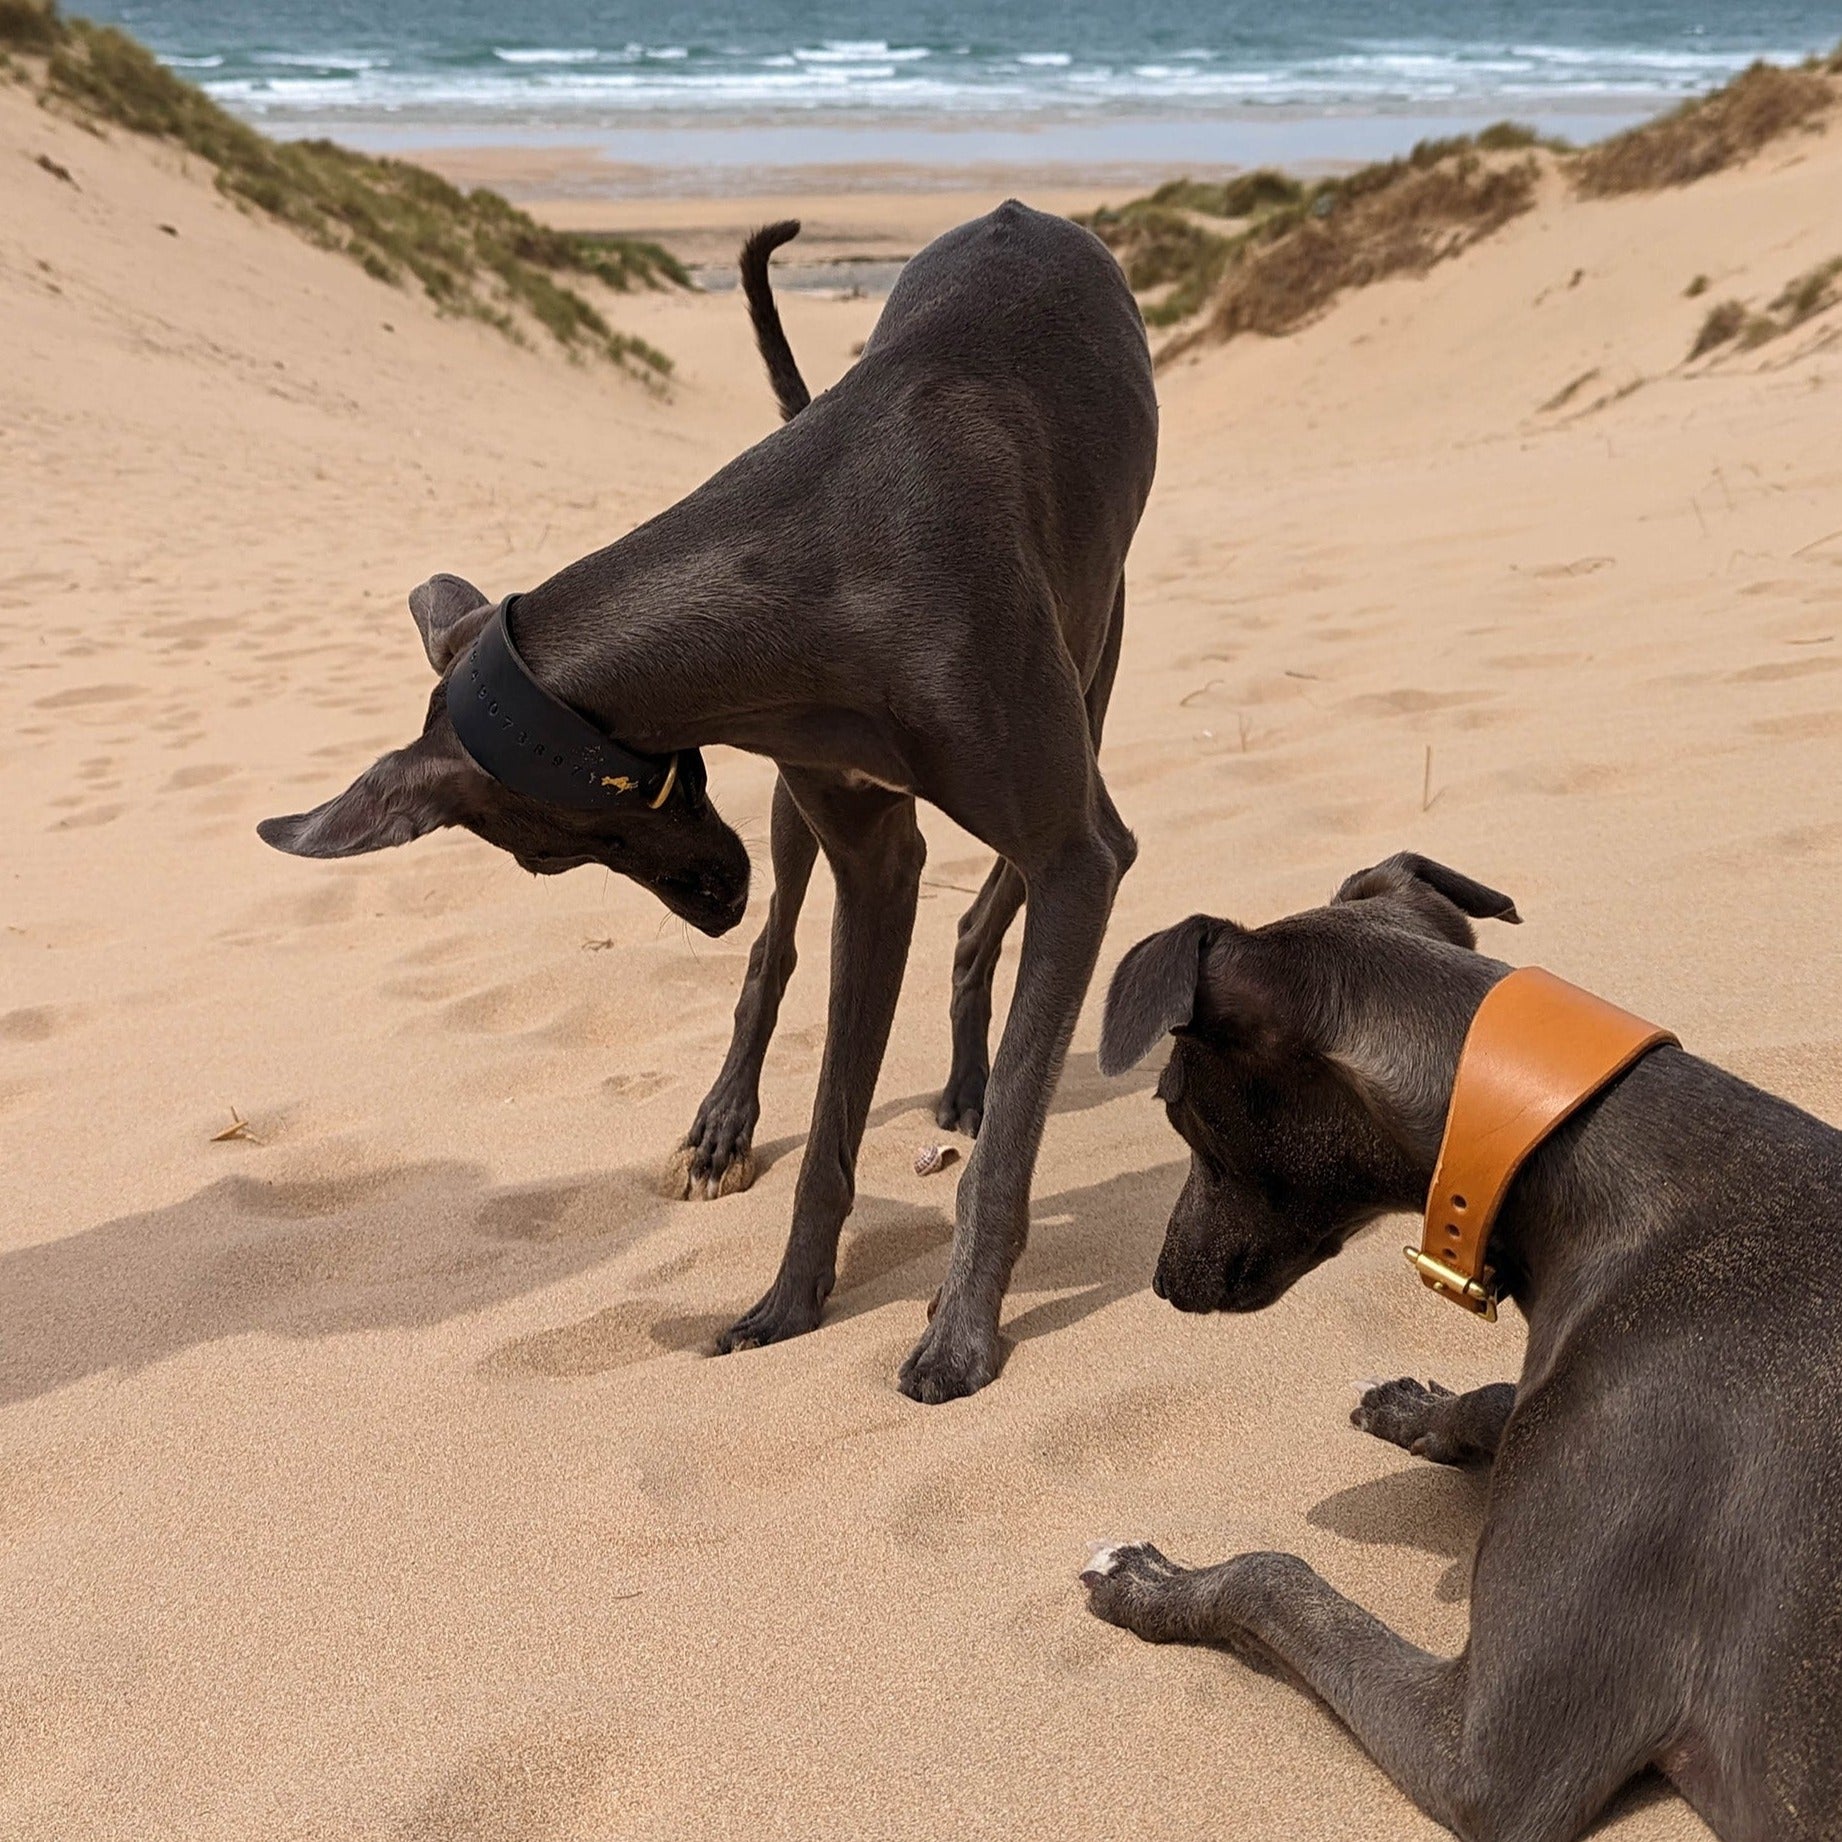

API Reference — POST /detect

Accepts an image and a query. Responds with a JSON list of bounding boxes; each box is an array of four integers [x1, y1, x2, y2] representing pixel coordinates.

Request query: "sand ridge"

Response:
[[4, 74, 1842, 1839]]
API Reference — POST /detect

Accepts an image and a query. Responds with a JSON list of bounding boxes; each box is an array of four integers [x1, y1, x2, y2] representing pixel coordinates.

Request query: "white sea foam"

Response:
[[181, 28, 1827, 123], [492, 47, 601, 64]]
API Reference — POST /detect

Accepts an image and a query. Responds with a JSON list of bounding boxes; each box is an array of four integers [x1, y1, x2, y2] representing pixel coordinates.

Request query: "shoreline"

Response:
[[288, 102, 1660, 203]]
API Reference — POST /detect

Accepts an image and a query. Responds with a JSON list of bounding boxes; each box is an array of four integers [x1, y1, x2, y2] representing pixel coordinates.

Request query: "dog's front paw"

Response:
[[713, 1272, 830, 1354], [663, 1107, 759, 1201], [1352, 1376, 1461, 1462], [1080, 1541, 1197, 1643], [897, 1314, 1002, 1403]]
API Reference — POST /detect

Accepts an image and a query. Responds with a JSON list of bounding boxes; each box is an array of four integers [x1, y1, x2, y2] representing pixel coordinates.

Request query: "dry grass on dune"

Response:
[[1093, 51, 1841, 355], [0, 0, 686, 375], [1689, 253, 1842, 360], [1085, 132, 1542, 346], [1189, 150, 1539, 350], [1574, 59, 1835, 196]]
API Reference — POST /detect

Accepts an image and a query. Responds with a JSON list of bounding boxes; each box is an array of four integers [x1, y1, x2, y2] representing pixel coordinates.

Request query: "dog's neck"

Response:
[[1477, 1050, 1799, 1377]]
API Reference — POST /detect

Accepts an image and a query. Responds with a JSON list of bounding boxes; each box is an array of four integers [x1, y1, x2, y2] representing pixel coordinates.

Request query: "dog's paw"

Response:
[[897, 1314, 1001, 1403], [1079, 1541, 1195, 1641], [933, 1064, 987, 1138], [661, 1134, 758, 1202], [1351, 1376, 1457, 1460], [712, 1273, 829, 1354]]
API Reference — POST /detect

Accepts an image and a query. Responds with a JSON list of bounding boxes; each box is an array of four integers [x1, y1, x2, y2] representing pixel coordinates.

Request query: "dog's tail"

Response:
[[740, 220, 811, 423]]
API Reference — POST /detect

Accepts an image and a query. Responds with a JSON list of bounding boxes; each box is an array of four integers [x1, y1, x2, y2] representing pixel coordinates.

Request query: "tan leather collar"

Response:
[[1408, 967, 1677, 1321]]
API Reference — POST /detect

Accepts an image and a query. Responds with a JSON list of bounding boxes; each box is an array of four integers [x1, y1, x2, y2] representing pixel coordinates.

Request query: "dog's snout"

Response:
[[1151, 1266, 1168, 1300]]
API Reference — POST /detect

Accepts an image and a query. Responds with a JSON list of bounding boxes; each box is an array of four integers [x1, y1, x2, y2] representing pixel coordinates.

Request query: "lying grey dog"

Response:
[[260, 204, 1158, 1402], [1083, 853, 1841, 1841]]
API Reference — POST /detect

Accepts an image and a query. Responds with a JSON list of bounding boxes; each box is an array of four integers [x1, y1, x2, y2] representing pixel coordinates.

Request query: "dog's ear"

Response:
[[1334, 852, 1519, 947], [1099, 915, 1215, 1074], [408, 574, 493, 672], [258, 733, 468, 859]]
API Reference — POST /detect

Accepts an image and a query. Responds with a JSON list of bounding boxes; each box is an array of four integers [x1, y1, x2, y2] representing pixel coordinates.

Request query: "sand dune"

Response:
[[4, 71, 1842, 1840]]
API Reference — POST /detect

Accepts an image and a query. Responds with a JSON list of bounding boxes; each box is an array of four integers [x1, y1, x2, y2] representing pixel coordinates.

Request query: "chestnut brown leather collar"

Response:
[[1408, 967, 1677, 1321]]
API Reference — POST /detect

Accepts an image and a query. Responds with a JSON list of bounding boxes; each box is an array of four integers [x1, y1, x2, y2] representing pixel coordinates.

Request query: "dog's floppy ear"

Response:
[[258, 732, 468, 859], [1335, 852, 1519, 947], [1099, 914, 1215, 1075], [408, 573, 494, 672]]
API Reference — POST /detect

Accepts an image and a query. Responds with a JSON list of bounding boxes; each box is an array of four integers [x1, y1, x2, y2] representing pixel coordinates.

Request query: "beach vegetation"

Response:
[[1687, 255, 1842, 360], [1090, 50, 1841, 356], [1573, 59, 1835, 196], [2, 1, 684, 377], [1144, 169, 1305, 219], [1689, 299, 1751, 357], [1086, 132, 1541, 348]]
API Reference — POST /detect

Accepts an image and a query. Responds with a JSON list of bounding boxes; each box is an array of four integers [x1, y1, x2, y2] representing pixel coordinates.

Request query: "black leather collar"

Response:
[[446, 595, 698, 812]]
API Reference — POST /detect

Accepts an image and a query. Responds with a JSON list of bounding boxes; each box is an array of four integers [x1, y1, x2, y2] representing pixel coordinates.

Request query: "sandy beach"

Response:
[[5, 57, 1842, 1841]]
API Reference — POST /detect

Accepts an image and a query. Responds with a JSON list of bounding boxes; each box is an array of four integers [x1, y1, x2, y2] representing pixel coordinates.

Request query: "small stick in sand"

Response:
[[211, 1108, 254, 1143], [1421, 744, 1436, 813]]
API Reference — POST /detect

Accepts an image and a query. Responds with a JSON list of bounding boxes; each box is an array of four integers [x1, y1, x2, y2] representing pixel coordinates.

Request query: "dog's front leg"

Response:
[[1083, 1544, 1484, 1833], [670, 775, 819, 1200], [715, 777, 924, 1352], [900, 826, 1126, 1402], [1084, 1540, 1653, 1842]]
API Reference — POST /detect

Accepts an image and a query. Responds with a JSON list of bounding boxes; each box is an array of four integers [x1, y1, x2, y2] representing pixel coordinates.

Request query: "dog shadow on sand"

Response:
[[0, 1052, 1171, 1407]]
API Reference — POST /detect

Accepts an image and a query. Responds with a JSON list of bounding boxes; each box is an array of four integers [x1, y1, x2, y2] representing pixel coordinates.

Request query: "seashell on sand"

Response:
[[913, 1142, 960, 1177]]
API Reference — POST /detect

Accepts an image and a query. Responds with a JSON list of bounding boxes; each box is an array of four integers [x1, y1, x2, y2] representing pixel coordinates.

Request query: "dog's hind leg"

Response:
[[716, 774, 925, 1351], [937, 860, 1025, 1137], [1082, 1540, 1663, 1842], [1353, 1378, 1516, 1467], [934, 578, 1127, 1140], [902, 820, 1132, 1401], [669, 774, 819, 1200]]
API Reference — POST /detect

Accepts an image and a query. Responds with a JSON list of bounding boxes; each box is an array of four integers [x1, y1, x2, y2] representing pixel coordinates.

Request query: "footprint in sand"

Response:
[[478, 1300, 723, 1379], [0, 1003, 85, 1043], [48, 803, 123, 830], [1338, 687, 1490, 717], [0, 1076, 46, 1117], [1753, 710, 1842, 741], [1485, 650, 1587, 671], [403, 1723, 621, 1839], [1028, 1379, 1220, 1483], [162, 762, 236, 792], [1728, 657, 1842, 684], [33, 683, 142, 711]]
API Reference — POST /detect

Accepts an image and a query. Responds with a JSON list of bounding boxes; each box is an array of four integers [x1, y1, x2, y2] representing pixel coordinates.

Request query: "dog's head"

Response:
[[257, 575, 751, 936], [1098, 854, 1521, 1313]]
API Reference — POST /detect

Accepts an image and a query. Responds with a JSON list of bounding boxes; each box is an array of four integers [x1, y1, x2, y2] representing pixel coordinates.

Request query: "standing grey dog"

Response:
[[259, 204, 1158, 1402], [1085, 853, 1841, 1841]]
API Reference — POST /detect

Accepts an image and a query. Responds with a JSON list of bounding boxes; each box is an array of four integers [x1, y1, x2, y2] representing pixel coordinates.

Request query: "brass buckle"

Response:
[[1403, 1245, 1499, 1322]]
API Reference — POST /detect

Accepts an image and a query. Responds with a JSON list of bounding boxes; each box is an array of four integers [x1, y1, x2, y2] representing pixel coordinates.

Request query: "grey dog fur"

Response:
[[1086, 852, 1842, 1841], [259, 204, 1158, 1402]]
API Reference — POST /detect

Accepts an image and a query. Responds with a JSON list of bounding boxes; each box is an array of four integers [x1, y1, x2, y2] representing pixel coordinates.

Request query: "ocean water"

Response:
[[80, 1, 1842, 178], [91, 0, 1841, 134]]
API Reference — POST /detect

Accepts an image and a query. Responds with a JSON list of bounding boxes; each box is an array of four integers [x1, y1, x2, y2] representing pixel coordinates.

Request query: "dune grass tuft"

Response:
[[1573, 59, 1835, 196], [1086, 129, 1542, 346], [1687, 255, 1842, 360], [0, 0, 60, 52], [1088, 47, 1842, 356], [3, 1, 683, 375]]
